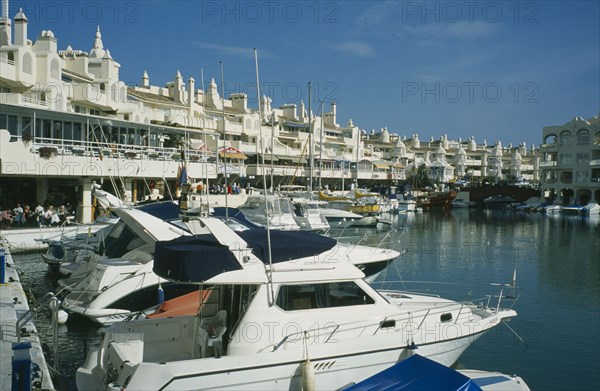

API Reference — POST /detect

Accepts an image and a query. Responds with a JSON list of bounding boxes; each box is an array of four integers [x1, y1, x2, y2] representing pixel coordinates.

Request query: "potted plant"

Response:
[[38, 146, 57, 159], [22, 133, 32, 145]]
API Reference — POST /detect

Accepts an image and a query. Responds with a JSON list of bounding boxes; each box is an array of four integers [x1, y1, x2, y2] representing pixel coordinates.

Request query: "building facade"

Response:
[[539, 115, 600, 204], [0, 6, 560, 222]]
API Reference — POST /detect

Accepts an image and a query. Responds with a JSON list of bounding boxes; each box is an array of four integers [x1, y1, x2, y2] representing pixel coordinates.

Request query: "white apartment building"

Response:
[[539, 115, 600, 204], [0, 5, 549, 222]]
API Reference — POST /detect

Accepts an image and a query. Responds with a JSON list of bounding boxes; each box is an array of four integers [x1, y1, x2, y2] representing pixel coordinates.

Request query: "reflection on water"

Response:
[[13, 210, 600, 390]]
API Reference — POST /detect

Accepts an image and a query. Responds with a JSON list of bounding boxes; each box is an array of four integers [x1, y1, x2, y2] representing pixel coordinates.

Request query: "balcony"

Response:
[[540, 143, 558, 149], [589, 159, 600, 166], [540, 161, 558, 167], [0, 56, 16, 81], [0, 93, 49, 108]]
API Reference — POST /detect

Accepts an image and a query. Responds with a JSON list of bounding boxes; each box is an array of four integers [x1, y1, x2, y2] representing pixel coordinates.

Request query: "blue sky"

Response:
[[11, 0, 600, 146]]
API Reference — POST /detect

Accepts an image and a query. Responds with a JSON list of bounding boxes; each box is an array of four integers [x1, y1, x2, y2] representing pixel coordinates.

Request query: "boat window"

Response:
[[440, 313, 452, 323], [276, 281, 375, 311], [240, 199, 262, 209]]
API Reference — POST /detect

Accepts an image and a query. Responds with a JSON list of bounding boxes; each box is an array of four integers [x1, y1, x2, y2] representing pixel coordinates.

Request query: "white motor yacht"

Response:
[[290, 198, 330, 232], [76, 217, 517, 390], [61, 207, 400, 325], [238, 194, 300, 230]]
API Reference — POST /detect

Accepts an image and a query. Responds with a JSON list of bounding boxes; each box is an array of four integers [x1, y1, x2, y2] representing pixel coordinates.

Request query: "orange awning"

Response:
[[219, 147, 247, 160]]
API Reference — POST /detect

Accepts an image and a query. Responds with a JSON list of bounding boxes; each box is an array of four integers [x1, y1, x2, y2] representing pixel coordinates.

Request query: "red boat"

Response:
[[416, 191, 458, 209]]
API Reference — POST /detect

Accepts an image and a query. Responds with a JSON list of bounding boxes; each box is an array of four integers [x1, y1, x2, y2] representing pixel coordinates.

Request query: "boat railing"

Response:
[[373, 280, 520, 311], [270, 296, 499, 352]]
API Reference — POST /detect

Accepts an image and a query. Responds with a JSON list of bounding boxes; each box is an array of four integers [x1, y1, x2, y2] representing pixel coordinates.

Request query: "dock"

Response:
[[0, 240, 54, 390], [0, 223, 110, 254]]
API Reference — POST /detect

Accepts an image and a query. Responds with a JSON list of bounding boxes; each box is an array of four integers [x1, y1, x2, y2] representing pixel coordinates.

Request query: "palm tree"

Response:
[[409, 164, 433, 189]]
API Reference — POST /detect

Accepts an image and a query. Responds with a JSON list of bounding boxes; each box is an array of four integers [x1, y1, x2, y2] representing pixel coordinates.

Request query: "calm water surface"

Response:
[[13, 209, 600, 390]]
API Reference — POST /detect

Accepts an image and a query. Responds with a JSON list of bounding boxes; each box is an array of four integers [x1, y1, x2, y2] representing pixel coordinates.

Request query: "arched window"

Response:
[[544, 134, 557, 145], [559, 130, 572, 146], [22, 53, 32, 74], [577, 129, 590, 145], [50, 59, 60, 79]]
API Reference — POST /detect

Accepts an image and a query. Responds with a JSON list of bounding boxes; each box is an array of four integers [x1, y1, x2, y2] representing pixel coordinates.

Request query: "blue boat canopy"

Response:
[[153, 235, 242, 283], [212, 207, 263, 230], [344, 354, 483, 391], [237, 230, 337, 264], [137, 201, 181, 221]]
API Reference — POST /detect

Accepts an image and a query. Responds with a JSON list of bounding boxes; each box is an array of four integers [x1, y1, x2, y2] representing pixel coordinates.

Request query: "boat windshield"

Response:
[[278, 199, 292, 214]]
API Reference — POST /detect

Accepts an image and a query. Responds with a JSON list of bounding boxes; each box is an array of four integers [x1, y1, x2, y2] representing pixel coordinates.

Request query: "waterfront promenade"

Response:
[[0, 240, 54, 390]]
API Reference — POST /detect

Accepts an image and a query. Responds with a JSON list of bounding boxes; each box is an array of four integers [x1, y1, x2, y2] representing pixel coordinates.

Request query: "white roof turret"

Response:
[[468, 136, 477, 151], [14, 7, 27, 21], [380, 127, 390, 143], [493, 141, 503, 157], [513, 150, 522, 161], [90, 26, 106, 58], [412, 133, 420, 148]]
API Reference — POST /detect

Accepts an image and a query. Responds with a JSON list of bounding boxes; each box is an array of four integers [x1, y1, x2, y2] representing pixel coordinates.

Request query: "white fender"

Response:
[[301, 357, 315, 391]]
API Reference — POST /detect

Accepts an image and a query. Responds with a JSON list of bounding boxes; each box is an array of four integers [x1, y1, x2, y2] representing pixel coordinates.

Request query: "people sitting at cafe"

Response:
[[0, 206, 13, 228]]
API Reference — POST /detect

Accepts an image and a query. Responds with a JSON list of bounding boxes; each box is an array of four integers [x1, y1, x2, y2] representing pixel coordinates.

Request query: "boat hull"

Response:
[[76, 327, 486, 391]]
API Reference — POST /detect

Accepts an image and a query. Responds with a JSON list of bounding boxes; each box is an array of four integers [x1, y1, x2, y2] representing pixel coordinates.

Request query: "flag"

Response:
[[177, 162, 188, 188]]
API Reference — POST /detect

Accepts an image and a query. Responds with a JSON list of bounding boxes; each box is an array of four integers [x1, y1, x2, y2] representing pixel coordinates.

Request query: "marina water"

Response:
[[13, 209, 600, 390]]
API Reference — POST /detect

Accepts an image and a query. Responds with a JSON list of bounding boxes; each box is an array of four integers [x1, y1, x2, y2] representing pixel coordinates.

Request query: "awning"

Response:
[[154, 235, 243, 283], [393, 162, 405, 168], [237, 230, 337, 264], [373, 163, 389, 169], [278, 155, 308, 164], [260, 154, 279, 162], [284, 122, 309, 129], [219, 147, 247, 160]]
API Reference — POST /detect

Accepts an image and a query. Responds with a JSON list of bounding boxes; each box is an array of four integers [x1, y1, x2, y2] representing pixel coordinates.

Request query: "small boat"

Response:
[[482, 195, 517, 209], [545, 202, 600, 216], [582, 202, 600, 215], [319, 191, 381, 227], [238, 194, 300, 230], [290, 198, 330, 232], [318, 206, 364, 228], [451, 198, 475, 208], [417, 191, 458, 209], [345, 353, 530, 391]]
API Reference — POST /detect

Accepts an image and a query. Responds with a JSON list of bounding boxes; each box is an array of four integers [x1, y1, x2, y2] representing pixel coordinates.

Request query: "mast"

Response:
[[319, 101, 323, 192], [201, 68, 209, 214], [254, 48, 275, 306], [307, 81, 313, 192], [220, 61, 228, 222], [270, 113, 275, 192], [356, 125, 360, 190]]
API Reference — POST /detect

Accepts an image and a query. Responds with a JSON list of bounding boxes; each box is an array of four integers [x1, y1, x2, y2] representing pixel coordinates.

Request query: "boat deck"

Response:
[[0, 240, 55, 390]]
